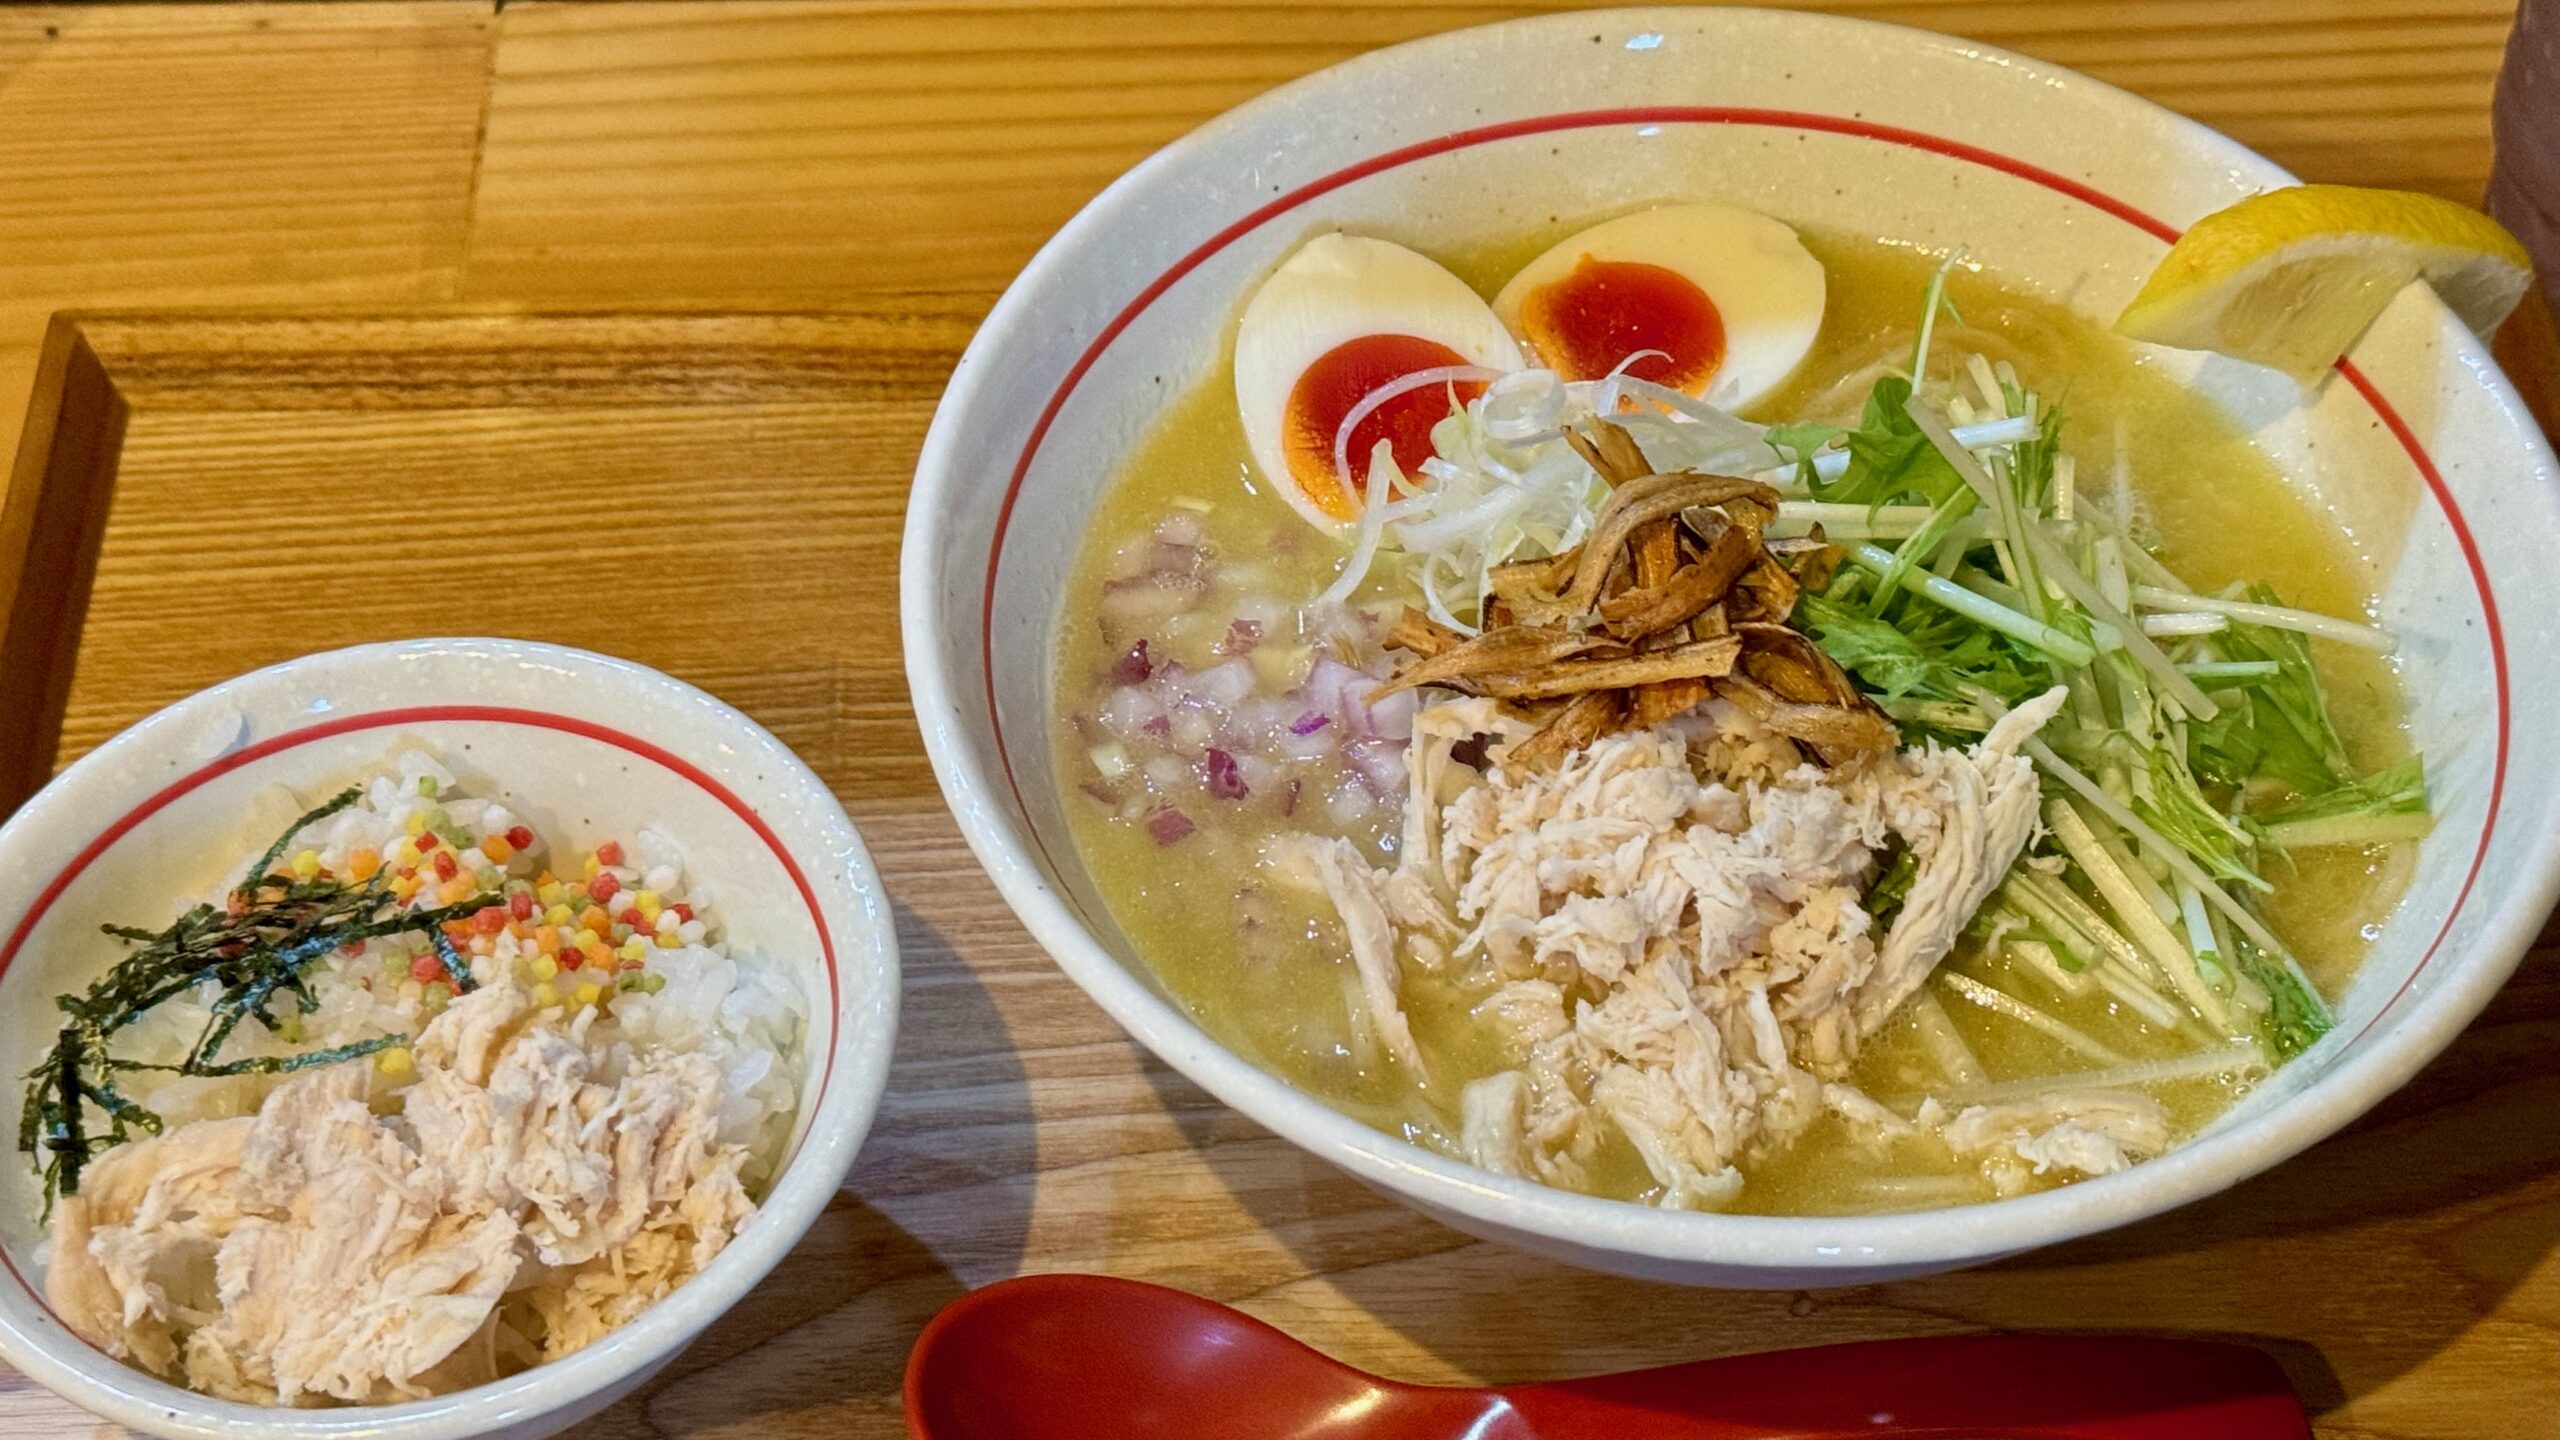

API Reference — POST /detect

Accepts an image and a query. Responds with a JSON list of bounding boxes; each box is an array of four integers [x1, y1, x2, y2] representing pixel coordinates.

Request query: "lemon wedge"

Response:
[[2115, 184, 2534, 383]]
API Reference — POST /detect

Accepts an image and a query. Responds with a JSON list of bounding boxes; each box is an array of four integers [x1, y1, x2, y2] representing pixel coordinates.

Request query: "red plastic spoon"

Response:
[[905, 1273, 2311, 1440]]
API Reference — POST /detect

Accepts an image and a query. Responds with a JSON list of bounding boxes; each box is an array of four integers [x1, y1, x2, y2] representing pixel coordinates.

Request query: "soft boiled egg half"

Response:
[[1492, 204, 1826, 410], [1233, 233, 1525, 529]]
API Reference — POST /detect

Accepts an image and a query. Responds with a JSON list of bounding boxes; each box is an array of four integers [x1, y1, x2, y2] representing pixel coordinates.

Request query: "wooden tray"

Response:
[[1, 309, 2553, 1440]]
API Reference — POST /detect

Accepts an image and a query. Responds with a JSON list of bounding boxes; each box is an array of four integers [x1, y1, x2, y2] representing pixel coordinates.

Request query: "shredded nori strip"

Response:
[[115, 1035, 408, 1079], [428, 927, 477, 992], [19, 788, 500, 1213]]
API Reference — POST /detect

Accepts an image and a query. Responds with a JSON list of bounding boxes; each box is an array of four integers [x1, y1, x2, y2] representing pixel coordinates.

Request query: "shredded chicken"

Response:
[[1941, 1089, 2172, 1196], [46, 981, 755, 1404], [1844, 698, 2062, 1043], [1822, 1082, 1926, 1152], [1281, 686, 2068, 1210], [1274, 835, 1426, 1075]]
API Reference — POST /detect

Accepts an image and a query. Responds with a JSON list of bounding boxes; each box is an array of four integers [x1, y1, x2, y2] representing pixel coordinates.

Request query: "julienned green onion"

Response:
[[2250, 753, 2434, 849], [1930, 1043, 2268, 1108], [2129, 585, 2397, 652], [1845, 542, 2097, 666], [2140, 613, 2230, 638], [2045, 798, 2232, 1031], [1774, 413, 2041, 488], [1771, 502, 2000, 543], [1939, 971, 2129, 1066], [2005, 937, 2092, 997], [2180, 660, 2280, 681]]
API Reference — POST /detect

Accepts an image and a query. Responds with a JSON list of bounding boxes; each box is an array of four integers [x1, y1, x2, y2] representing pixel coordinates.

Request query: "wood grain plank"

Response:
[[0, 3, 495, 479], [39, 307, 978, 778], [461, 0, 2521, 306]]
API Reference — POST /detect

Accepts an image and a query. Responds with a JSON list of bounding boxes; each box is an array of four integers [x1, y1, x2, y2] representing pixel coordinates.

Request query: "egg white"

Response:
[[1492, 205, 1826, 410], [1233, 233, 1524, 529]]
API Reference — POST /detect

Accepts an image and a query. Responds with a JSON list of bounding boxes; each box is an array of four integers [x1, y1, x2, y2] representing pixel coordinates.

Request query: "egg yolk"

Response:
[[1282, 333, 1484, 521], [1518, 256, 1726, 392]]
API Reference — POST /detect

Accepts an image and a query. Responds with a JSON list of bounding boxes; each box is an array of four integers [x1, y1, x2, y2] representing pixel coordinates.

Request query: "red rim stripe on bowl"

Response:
[[0, 704, 844, 1325], [2335, 359, 2508, 1041], [977, 105, 2507, 1044]]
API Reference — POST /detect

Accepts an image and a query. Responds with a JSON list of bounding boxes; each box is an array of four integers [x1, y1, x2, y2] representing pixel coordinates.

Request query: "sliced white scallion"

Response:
[[2114, 533, 2189, 593], [1416, 557, 1477, 637], [1901, 395, 2027, 566], [2005, 871, 2145, 977], [1955, 566, 2032, 612], [2093, 960, 2191, 1032], [1899, 397, 2075, 670], [1327, 365, 1499, 500], [2178, 881, 2231, 988], [2076, 802, 2181, 926], [2093, 531, 2130, 611], [1966, 351, 2006, 417], [1313, 440, 1401, 609], [1573, 348, 1671, 424], [1997, 877, 2184, 1028]]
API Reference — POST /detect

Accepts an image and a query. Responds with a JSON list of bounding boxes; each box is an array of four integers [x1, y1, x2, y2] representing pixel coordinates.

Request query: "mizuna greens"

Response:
[[1774, 281, 2426, 1065]]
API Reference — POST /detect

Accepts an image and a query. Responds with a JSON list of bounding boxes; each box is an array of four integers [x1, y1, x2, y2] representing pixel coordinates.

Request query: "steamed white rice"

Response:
[[106, 747, 807, 1189]]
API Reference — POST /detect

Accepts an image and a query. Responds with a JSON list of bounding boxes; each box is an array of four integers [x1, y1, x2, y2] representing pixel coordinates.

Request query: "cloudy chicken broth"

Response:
[[1055, 222, 2416, 1214]]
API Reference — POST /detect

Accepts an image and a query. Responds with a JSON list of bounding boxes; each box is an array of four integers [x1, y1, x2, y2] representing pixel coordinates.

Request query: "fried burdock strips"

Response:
[[1374, 418, 1891, 769]]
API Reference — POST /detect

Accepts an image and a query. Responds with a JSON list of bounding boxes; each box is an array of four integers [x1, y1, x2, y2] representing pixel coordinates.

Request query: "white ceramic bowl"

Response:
[[0, 639, 899, 1438], [905, 6, 2560, 1287]]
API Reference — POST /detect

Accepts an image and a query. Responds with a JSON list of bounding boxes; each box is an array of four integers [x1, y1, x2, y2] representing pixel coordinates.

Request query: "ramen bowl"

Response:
[[903, 6, 2560, 1286]]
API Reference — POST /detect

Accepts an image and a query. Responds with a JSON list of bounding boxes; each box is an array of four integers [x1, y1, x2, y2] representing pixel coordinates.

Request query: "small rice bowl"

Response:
[[28, 744, 812, 1403]]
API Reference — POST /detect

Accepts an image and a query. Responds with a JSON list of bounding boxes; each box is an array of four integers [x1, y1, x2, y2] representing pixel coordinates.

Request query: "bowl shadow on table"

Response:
[[1142, 923, 2559, 1419], [559, 900, 1037, 1439]]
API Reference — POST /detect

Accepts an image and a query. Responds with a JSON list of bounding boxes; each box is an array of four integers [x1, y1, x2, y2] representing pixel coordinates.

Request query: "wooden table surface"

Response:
[[0, 3, 2552, 1438]]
